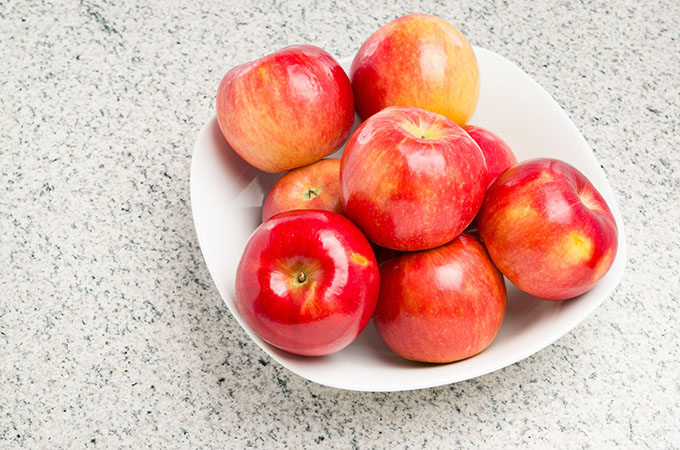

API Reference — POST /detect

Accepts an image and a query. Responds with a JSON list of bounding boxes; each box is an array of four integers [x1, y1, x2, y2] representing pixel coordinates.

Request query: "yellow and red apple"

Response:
[[217, 45, 354, 173], [262, 158, 342, 221], [477, 158, 618, 300], [350, 13, 479, 125], [340, 106, 487, 251], [374, 233, 507, 363]]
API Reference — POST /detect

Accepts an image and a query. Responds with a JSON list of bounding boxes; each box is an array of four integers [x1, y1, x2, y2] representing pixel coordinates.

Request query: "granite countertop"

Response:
[[1, 0, 679, 448]]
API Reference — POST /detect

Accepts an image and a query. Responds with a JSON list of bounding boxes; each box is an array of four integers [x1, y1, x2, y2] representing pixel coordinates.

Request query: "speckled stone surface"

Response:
[[1, 0, 679, 448]]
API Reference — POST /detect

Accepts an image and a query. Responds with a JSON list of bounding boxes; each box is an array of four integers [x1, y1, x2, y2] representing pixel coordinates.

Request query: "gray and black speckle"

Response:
[[1, 0, 679, 448]]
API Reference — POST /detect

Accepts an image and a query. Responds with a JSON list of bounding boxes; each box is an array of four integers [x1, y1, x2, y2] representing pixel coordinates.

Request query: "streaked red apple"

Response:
[[374, 233, 506, 363], [350, 13, 479, 125], [340, 106, 487, 251], [462, 124, 518, 186], [262, 158, 342, 221], [235, 210, 380, 356], [217, 45, 354, 173], [477, 158, 618, 300]]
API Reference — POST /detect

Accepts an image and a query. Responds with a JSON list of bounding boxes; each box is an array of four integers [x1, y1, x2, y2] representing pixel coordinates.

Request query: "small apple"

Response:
[[350, 13, 480, 125], [462, 124, 518, 186], [262, 158, 342, 222], [217, 45, 354, 173], [235, 210, 380, 356], [374, 233, 507, 363], [477, 158, 618, 300], [340, 106, 487, 251]]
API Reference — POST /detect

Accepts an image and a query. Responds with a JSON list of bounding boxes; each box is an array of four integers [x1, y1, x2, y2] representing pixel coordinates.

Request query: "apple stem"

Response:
[[297, 271, 306, 283], [303, 187, 321, 200]]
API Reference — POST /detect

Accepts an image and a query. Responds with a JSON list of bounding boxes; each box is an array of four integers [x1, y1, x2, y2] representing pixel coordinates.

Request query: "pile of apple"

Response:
[[216, 14, 618, 363]]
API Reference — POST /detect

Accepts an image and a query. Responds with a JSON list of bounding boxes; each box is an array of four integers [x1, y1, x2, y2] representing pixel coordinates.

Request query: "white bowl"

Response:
[[190, 47, 627, 392]]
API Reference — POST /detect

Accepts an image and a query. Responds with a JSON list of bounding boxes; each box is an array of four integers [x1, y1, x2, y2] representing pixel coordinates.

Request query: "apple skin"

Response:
[[262, 158, 342, 222], [477, 158, 618, 301], [235, 210, 380, 356], [340, 106, 487, 251], [374, 233, 506, 363], [462, 124, 518, 186], [217, 45, 354, 173], [350, 13, 479, 125]]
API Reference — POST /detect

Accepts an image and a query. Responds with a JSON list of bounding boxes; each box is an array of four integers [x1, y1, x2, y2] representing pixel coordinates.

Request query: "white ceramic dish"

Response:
[[190, 47, 626, 392]]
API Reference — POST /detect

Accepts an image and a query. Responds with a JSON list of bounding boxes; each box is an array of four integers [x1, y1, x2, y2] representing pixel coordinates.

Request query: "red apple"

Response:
[[374, 233, 507, 363], [462, 124, 518, 186], [262, 158, 342, 221], [217, 45, 354, 173], [477, 158, 618, 300], [235, 210, 380, 356], [340, 106, 487, 251], [350, 13, 479, 125]]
